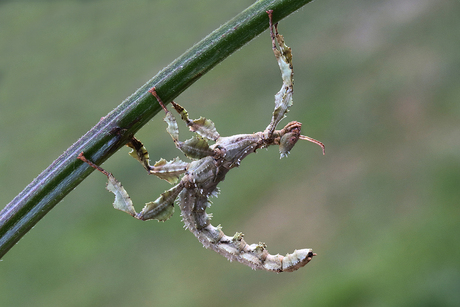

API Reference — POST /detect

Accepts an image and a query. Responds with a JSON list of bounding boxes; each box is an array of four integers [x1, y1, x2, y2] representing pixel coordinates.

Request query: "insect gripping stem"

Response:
[[265, 10, 294, 136], [78, 11, 323, 272], [265, 10, 325, 157]]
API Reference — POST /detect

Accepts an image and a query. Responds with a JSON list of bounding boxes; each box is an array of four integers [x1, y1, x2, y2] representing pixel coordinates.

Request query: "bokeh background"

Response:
[[1, 0, 459, 306]]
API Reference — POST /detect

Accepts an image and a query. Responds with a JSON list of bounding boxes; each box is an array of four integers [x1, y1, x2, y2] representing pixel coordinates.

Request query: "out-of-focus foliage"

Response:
[[1, 0, 459, 306]]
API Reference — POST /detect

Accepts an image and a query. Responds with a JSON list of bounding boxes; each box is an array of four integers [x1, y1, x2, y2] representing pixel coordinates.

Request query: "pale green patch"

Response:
[[105, 173, 136, 217]]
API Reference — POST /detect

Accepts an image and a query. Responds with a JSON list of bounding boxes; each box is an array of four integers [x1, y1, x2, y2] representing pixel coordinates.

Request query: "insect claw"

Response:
[[267, 10, 277, 51], [148, 87, 169, 113], [77, 152, 111, 177]]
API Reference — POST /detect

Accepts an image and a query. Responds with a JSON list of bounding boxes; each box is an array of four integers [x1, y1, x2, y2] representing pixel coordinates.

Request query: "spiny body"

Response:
[[78, 10, 324, 272]]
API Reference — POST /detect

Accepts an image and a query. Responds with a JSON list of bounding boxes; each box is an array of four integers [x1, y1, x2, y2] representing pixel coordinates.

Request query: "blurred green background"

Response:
[[1, 0, 459, 306]]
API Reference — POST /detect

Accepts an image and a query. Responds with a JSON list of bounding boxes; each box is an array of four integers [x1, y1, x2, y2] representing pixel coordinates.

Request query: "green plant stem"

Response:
[[0, 0, 313, 258]]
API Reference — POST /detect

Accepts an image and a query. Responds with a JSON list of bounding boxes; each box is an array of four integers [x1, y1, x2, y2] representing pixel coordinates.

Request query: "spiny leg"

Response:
[[265, 10, 295, 136], [126, 137, 188, 184], [169, 101, 220, 141], [148, 87, 217, 160], [267, 10, 278, 55], [77, 152, 182, 221], [148, 87, 181, 144], [126, 137, 151, 171], [266, 11, 325, 157], [77, 152, 137, 217], [149, 87, 220, 142], [137, 182, 184, 221]]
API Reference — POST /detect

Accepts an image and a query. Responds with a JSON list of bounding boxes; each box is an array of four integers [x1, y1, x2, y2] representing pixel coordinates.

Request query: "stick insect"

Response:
[[78, 11, 324, 272]]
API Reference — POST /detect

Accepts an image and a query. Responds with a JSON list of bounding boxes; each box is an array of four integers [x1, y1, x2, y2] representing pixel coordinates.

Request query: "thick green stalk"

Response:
[[0, 0, 313, 258]]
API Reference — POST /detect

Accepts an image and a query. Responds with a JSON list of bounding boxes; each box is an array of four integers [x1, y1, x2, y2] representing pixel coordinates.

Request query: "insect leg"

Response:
[[137, 182, 184, 221], [265, 10, 295, 136], [148, 87, 181, 144], [77, 152, 137, 217], [78, 152, 182, 221], [149, 87, 216, 160], [126, 137, 188, 184], [149, 87, 220, 141], [169, 101, 220, 141]]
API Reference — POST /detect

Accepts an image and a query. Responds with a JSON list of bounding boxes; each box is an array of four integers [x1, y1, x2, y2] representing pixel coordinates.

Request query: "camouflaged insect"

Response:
[[78, 11, 324, 272]]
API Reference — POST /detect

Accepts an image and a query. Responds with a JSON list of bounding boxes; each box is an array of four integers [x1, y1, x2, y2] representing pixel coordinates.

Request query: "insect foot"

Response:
[[79, 11, 323, 273]]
